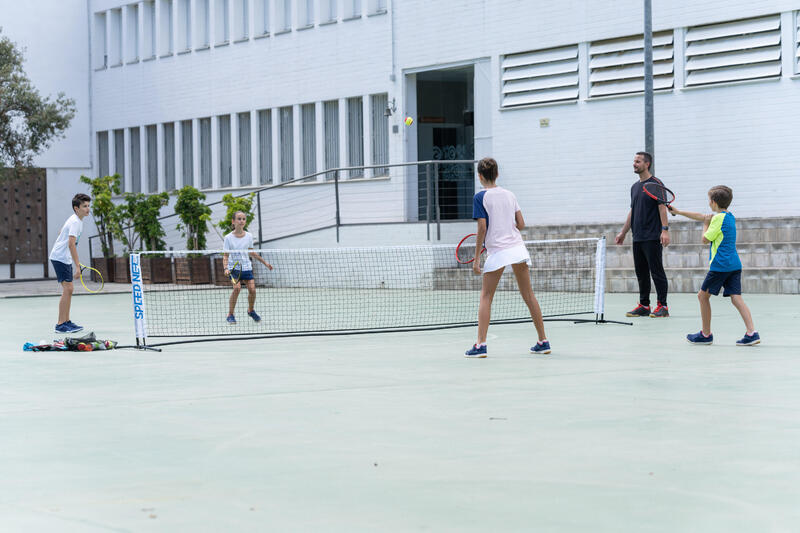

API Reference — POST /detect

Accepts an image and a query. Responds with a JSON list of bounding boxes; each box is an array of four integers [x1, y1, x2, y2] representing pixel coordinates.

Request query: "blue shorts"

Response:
[[701, 270, 741, 297], [51, 260, 73, 283], [231, 269, 254, 281]]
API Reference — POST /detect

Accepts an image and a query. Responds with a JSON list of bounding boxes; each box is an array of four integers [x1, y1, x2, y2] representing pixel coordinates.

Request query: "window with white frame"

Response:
[[321, 0, 337, 23], [796, 10, 800, 74], [177, 0, 191, 51], [199, 118, 212, 188], [279, 106, 294, 181], [298, 0, 314, 28], [233, 0, 249, 40], [323, 100, 339, 180], [238, 112, 252, 185], [215, 0, 230, 44], [93, 12, 107, 68], [97, 132, 109, 177], [258, 109, 272, 184], [159, 0, 173, 55], [500, 45, 579, 107], [146, 125, 158, 192], [143, 1, 156, 59], [368, 0, 386, 15], [301, 103, 316, 178], [195, 0, 210, 48], [276, 0, 291, 32], [685, 15, 782, 86], [346, 96, 363, 177], [130, 127, 141, 192], [254, 0, 270, 35], [370, 94, 389, 176], [164, 122, 176, 190], [181, 120, 193, 187], [589, 31, 674, 97], [114, 129, 125, 189], [344, 0, 361, 20], [125, 4, 139, 62], [219, 115, 232, 187], [109, 9, 122, 65]]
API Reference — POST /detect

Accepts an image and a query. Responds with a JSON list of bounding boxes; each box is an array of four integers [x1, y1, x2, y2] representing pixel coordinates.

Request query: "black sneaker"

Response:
[[625, 304, 651, 317], [650, 303, 669, 317]]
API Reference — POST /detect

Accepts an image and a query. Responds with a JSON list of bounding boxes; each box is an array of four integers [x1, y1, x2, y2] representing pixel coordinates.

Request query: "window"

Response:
[[346, 97, 363, 177], [796, 10, 800, 74], [215, 0, 230, 45], [301, 103, 316, 179], [258, 109, 272, 184], [114, 129, 125, 190], [130, 127, 141, 192], [254, 0, 270, 35], [93, 12, 107, 68], [199, 118, 212, 188], [233, 0, 249, 40], [344, 0, 361, 19], [279, 106, 293, 181], [299, 0, 314, 27], [181, 120, 193, 187], [323, 100, 339, 180], [195, 0, 210, 48], [368, 0, 386, 15], [177, 0, 191, 51], [238, 112, 252, 185], [370, 94, 388, 176], [143, 1, 156, 59], [685, 15, 782, 86], [501, 45, 579, 107], [321, 0, 337, 23], [97, 131, 109, 177], [109, 9, 122, 65], [159, 0, 173, 55], [219, 115, 232, 187], [125, 4, 139, 62], [589, 31, 674, 97], [277, 0, 291, 32], [164, 123, 176, 190], [146, 125, 158, 192]]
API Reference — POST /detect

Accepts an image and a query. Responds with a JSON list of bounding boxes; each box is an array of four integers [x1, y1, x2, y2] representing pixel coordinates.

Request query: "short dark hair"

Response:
[[477, 157, 498, 182], [72, 193, 91, 210], [708, 185, 733, 209], [636, 151, 653, 169]]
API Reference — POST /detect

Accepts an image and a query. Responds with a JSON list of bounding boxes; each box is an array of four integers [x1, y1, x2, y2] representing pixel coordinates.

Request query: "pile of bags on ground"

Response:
[[23, 332, 118, 352]]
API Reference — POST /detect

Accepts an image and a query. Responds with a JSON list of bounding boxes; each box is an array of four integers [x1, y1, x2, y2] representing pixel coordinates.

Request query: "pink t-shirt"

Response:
[[472, 186, 524, 254]]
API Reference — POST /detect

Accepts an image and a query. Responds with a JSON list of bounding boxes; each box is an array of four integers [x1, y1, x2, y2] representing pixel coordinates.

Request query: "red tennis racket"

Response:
[[643, 181, 676, 216], [456, 233, 486, 264]]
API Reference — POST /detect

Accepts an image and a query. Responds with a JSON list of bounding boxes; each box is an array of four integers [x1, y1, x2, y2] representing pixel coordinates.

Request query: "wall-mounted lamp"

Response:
[[384, 97, 397, 117]]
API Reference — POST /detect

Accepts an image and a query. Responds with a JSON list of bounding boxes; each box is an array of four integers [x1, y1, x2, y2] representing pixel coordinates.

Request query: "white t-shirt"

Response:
[[471, 187, 524, 254], [49, 214, 83, 265], [223, 231, 254, 270]]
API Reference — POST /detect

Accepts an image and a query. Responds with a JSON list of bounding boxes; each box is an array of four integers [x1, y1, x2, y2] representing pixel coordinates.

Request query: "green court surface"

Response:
[[1, 290, 799, 532]]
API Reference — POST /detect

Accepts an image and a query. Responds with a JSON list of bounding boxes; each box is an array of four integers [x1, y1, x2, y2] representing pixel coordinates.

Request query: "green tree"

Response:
[[0, 28, 76, 170], [174, 185, 211, 250], [217, 192, 256, 233], [112, 192, 170, 252], [79, 174, 121, 258]]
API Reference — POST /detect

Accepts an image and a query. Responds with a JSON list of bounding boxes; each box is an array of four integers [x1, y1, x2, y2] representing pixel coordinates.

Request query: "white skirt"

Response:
[[482, 243, 531, 273]]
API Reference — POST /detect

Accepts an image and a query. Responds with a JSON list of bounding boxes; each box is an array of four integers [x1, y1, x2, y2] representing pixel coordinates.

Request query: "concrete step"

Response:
[[606, 242, 800, 269], [606, 267, 800, 294]]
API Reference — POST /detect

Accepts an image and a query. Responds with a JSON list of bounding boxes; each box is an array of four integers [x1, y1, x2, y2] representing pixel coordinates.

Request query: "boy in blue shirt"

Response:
[[669, 186, 760, 346]]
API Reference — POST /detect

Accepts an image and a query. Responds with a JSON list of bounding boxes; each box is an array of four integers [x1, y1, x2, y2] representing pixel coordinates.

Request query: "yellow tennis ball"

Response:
[[404, 116, 414, 126]]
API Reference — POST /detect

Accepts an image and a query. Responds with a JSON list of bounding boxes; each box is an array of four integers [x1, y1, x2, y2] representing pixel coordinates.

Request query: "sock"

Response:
[[477, 342, 486, 347]]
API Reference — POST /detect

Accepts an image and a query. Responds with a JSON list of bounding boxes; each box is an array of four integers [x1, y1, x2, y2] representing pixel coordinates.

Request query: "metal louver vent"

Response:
[[589, 31, 674, 97], [501, 45, 579, 108]]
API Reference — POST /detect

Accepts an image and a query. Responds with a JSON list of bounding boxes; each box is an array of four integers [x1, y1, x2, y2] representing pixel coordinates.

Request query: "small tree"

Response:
[[112, 194, 142, 254], [0, 29, 76, 170], [112, 192, 169, 252], [79, 174, 121, 258], [174, 185, 211, 250], [217, 192, 256, 233]]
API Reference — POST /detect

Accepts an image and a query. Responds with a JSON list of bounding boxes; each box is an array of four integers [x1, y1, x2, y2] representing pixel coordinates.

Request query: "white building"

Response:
[[3, 0, 800, 274]]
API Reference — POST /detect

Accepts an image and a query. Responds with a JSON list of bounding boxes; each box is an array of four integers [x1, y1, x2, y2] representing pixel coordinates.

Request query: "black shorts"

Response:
[[231, 269, 254, 281], [51, 260, 73, 283], [701, 270, 741, 297]]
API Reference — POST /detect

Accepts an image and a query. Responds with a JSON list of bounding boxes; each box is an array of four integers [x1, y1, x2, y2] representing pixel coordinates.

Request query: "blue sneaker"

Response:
[[736, 332, 761, 346], [687, 331, 713, 345], [65, 321, 84, 333], [248, 310, 261, 322], [226, 314, 236, 323], [464, 344, 487, 358], [55, 322, 70, 334], [530, 340, 551, 354]]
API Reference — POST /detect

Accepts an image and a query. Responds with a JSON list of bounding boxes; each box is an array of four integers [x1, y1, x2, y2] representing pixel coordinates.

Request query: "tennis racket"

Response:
[[456, 234, 486, 264], [78, 263, 104, 293], [643, 182, 676, 216], [229, 261, 241, 285]]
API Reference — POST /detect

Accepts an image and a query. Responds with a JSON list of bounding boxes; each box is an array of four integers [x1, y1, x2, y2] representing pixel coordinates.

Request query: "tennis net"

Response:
[[130, 238, 607, 345]]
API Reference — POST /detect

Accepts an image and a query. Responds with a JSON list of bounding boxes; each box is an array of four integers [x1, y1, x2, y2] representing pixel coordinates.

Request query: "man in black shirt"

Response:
[[614, 152, 670, 317]]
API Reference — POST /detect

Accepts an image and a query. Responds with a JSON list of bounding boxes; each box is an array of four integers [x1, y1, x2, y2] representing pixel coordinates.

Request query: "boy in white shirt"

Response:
[[49, 193, 91, 334], [223, 211, 273, 323]]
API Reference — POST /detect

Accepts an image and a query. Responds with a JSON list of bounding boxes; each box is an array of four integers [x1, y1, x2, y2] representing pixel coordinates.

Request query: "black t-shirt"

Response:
[[630, 176, 664, 242]]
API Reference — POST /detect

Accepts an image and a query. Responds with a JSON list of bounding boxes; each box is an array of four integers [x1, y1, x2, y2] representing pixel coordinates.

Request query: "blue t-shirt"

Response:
[[704, 211, 742, 272]]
